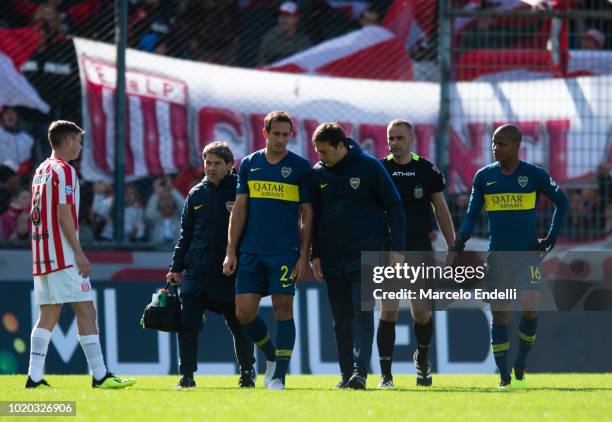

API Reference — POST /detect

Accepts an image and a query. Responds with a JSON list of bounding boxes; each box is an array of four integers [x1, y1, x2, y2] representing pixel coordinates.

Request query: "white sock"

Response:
[[28, 328, 52, 382], [78, 334, 107, 381]]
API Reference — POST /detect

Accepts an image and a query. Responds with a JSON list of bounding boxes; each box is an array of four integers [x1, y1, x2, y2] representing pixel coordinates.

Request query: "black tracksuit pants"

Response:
[[178, 292, 254, 377]]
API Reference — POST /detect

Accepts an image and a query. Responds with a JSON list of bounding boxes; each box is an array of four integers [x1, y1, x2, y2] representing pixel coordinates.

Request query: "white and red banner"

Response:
[[74, 38, 612, 193], [0, 26, 49, 112]]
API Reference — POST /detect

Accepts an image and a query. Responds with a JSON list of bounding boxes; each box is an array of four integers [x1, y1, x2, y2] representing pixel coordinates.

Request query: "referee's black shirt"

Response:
[[381, 152, 445, 237]]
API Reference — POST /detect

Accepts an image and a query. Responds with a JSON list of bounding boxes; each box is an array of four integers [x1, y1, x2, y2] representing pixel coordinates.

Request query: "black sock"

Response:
[[414, 317, 433, 363], [377, 320, 396, 377]]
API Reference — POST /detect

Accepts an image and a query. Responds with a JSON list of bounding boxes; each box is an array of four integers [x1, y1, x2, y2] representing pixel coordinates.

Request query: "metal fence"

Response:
[[0, 0, 611, 250]]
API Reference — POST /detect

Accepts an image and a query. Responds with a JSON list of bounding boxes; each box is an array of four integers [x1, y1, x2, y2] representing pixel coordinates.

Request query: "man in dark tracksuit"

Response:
[[166, 142, 255, 389], [310, 123, 406, 389]]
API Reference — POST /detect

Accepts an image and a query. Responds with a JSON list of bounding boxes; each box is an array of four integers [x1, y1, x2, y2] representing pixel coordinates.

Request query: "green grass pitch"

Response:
[[2, 374, 612, 421]]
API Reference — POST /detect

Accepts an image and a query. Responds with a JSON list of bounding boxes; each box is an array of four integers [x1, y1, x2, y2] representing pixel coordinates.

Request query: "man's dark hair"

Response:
[[493, 124, 522, 143], [48, 120, 84, 148], [311, 122, 347, 147], [264, 111, 293, 132], [202, 141, 235, 164]]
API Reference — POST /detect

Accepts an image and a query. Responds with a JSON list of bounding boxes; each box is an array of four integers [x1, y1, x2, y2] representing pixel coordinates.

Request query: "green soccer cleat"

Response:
[[512, 366, 527, 389], [92, 372, 137, 389], [498, 378, 512, 390]]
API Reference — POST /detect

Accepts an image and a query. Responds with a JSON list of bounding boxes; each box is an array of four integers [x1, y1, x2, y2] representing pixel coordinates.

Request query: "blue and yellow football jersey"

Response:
[[237, 149, 312, 255], [459, 161, 568, 251]]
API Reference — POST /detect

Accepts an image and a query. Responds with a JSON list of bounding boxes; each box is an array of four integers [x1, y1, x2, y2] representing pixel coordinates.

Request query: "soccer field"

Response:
[[2, 374, 612, 421]]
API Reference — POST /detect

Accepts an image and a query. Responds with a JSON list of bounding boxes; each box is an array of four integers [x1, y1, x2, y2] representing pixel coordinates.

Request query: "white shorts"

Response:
[[34, 267, 94, 305]]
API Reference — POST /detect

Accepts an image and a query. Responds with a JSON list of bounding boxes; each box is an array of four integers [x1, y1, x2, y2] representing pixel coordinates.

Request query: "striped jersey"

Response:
[[30, 158, 80, 275]]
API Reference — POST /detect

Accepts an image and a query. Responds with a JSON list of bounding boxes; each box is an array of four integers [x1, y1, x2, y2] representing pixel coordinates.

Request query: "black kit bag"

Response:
[[140, 282, 181, 333]]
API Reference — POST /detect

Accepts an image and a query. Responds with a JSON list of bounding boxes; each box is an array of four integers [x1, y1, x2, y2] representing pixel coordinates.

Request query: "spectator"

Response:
[[604, 203, 612, 237], [90, 181, 113, 240], [122, 184, 146, 241], [128, 0, 178, 52], [564, 189, 598, 241], [256, 1, 312, 66], [0, 189, 31, 240], [235, 0, 275, 67], [359, 7, 381, 27], [596, 163, 612, 232], [164, 0, 240, 65], [91, 182, 146, 241], [145, 176, 183, 244], [0, 163, 19, 215], [300, 0, 357, 45], [581, 28, 605, 50], [11, 0, 99, 32], [21, 2, 81, 128], [0, 107, 34, 176]]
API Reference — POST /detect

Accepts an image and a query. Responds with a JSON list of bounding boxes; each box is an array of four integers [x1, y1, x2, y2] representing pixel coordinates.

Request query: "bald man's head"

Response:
[[492, 124, 521, 163], [493, 124, 522, 144]]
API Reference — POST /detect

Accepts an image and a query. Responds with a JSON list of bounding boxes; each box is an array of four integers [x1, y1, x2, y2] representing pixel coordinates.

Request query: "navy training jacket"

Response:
[[169, 173, 236, 301], [311, 140, 406, 277]]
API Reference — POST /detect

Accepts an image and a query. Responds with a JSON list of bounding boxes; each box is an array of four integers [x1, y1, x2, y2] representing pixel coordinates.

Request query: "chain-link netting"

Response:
[[0, 0, 611, 249], [448, 2, 612, 244]]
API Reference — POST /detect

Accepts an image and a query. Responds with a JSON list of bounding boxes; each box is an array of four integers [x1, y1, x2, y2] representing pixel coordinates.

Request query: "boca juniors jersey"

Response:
[[460, 161, 567, 251], [237, 149, 312, 255]]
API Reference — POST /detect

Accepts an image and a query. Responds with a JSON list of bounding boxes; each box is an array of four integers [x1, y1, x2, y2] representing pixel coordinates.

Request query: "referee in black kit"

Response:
[[376, 119, 456, 389], [166, 142, 255, 389]]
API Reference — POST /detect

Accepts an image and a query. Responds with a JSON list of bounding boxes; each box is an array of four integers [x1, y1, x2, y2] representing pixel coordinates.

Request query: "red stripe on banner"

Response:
[[86, 82, 109, 171], [358, 124, 387, 158], [110, 268, 168, 282], [266, 63, 307, 74], [0, 26, 41, 68], [455, 50, 553, 81], [51, 172, 66, 269], [87, 251, 134, 264], [124, 96, 134, 175], [317, 39, 412, 81], [40, 182, 51, 274], [382, 0, 415, 40], [197, 108, 244, 154], [170, 103, 189, 169], [140, 96, 163, 175], [250, 113, 267, 151]]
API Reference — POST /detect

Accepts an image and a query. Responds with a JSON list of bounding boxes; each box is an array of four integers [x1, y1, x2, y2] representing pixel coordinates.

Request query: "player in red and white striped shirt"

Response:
[[26, 120, 136, 390]]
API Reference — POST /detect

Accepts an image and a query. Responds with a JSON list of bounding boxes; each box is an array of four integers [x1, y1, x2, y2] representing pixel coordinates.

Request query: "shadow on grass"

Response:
[[138, 386, 612, 393]]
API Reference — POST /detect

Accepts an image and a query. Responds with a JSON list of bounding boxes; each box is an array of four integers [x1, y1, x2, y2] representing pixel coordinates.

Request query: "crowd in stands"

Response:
[[1, 0, 612, 247]]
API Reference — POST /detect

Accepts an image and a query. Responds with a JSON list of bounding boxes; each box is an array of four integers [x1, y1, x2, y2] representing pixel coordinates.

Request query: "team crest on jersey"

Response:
[[518, 176, 528, 188], [414, 186, 424, 199], [281, 167, 292, 178], [226, 201, 235, 213], [349, 177, 360, 189], [65, 186, 73, 195]]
